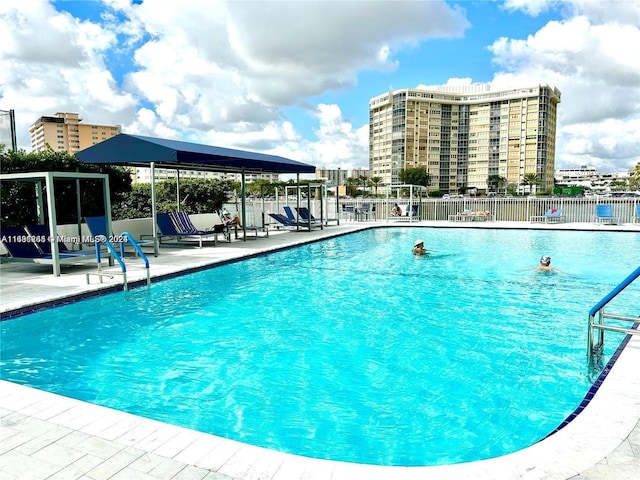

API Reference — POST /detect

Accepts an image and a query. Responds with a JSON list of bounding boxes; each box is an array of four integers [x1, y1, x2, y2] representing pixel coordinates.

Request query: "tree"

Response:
[[628, 162, 640, 191], [112, 178, 234, 220], [398, 168, 431, 187], [368, 176, 384, 197], [521, 173, 541, 195], [609, 180, 628, 192], [358, 176, 369, 195], [487, 175, 506, 194], [346, 177, 360, 197], [1, 146, 132, 227]]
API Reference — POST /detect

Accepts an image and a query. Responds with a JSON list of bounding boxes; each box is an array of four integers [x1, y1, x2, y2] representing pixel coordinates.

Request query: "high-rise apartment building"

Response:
[[29, 112, 121, 153], [369, 84, 561, 194]]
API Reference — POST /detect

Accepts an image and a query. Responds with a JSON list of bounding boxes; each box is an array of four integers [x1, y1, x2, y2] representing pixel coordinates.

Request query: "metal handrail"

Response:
[[587, 265, 640, 367], [89, 233, 150, 291], [122, 231, 151, 288]]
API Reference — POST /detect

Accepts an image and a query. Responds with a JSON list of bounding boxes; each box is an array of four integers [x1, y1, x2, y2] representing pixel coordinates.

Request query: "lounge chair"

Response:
[[594, 204, 619, 225], [0, 226, 98, 265], [530, 208, 564, 224], [389, 204, 419, 221], [283, 206, 297, 222], [268, 213, 321, 229], [296, 207, 322, 223], [217, 211, 267, 240], [156, 212, 221, 247], [268, 213, 295, 227], [174, 211, 232, 243], [25, 224, 96, 257], [635, 204, 640, 224]]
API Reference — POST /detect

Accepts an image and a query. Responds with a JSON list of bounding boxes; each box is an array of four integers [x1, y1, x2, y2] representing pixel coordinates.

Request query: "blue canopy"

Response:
[[75, 133, 315, 174]]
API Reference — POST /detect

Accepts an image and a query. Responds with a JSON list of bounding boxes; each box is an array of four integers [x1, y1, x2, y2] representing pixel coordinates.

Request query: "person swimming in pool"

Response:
[[412, 239, 427, 256], [537, 256, 556, 271]]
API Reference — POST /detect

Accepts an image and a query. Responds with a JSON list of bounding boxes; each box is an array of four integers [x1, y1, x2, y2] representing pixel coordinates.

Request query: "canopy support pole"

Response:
[[44, 172, 61, 276], [241, 169, 246, 241], [151, 162, 159, 256]]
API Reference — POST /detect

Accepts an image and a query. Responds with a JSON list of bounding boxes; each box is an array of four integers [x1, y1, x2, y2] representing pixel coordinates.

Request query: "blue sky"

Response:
[[1, 0, 638, 174]]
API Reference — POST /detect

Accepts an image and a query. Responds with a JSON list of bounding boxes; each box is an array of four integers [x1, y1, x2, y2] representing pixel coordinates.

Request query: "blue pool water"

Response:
[[1, 228, 639, 466]]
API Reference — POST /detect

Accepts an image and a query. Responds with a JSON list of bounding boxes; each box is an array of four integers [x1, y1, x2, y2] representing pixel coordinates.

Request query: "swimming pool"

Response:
[[1, 227, 638, 466]]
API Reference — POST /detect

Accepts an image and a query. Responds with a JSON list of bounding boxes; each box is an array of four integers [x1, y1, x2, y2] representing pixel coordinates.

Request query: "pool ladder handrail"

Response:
[[86, 232, 150, 291], [587, 265, 640, 367]]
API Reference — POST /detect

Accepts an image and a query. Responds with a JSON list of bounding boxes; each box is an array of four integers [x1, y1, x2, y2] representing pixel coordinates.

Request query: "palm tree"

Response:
[[487, 175, 505, 194], [497, 176, 507, 195], [346, 177, 360, 197], [368, 176, 384, 197], [628, 162, 640, 191], [521, 173, 541, 195], [358, 176, 369, 196]]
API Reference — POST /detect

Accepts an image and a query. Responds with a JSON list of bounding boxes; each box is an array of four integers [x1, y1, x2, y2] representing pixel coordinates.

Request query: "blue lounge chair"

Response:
[[1, 226, 97, 265], [283, 206, 297, 222], [635, 204, 640, 223], [595, 204, 619, 225], [156, 212, 220, 247], [268, 213, 297, 227], [295, 207, 321, 223], [268, 213, 321, 229], [25, 224, 96, 257], [172, 211, 230, 242]]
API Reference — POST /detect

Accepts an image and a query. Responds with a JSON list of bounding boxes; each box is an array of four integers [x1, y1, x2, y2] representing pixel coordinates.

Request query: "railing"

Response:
[[86, 232, 150, 291], [235, 197, 640, 225], [587, 266, 640, 368]]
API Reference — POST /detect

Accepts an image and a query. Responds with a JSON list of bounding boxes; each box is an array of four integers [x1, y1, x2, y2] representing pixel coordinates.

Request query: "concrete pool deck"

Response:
[[1, 221, 639, 480]]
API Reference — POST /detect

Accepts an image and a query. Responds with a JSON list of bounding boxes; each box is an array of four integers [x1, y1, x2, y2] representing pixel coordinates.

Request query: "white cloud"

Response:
[[561, 118, 640, 172], [487, 6, 640, 172], [1, 0, 467, 171], [1, 0, 636, 176]]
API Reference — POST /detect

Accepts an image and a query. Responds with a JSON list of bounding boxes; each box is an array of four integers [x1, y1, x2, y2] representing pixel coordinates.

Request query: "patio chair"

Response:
[[268, 213, 296, 228], [355, 203, 372, 221], [296, 207, 321, 223], [530, 208, 564, 223], [174, 211, 232, 242], [341, 204, 355, 221], [594, 204, 619, 225], [25, 224, 96, 257], [0, 226, 98, 265], [217, 211, 267, 240], [635, 204, 640, 223], [268, 213, 320, 229], [283, 206, 297, 222], [156, 212, 220, 247]]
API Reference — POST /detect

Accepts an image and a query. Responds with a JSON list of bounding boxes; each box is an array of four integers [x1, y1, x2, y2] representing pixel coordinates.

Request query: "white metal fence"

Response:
[[232, 197, 640, 226]]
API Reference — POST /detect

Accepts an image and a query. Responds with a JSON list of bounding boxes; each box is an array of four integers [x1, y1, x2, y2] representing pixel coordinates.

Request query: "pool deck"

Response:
[[1, 220, 639, 480]]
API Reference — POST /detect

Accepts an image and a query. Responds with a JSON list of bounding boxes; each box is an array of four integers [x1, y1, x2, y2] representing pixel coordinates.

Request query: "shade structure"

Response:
[[75, 134, 315, 174], [0, 171, 111, 276], [75, 134, 317, 250]]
